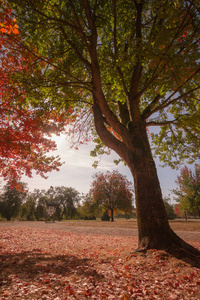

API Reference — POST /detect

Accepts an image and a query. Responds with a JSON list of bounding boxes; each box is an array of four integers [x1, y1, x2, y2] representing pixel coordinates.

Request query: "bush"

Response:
[[84, 216, 96, 220], [164, 199, 176, 220], [101, 211, 110, 221]]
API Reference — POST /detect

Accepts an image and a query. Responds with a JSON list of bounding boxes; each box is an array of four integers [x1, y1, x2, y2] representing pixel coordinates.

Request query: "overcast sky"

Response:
[[20, 133, 192, 203]]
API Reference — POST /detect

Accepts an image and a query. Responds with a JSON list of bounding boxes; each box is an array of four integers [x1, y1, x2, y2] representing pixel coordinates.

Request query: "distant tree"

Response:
[[115, 209, 136, 219], [173, 165, 200, 218], [174, 203, 192, 220], [20, 195, 36, 220], [45, 186, 80, 220], [89, 170, 134, 222], [79, 193, 97, 220], [163, 197, 176, 220], [0, 182, 27, 220], [55, 186, 80, 220], [101, 210, 110, 221], [174, 203, 183, 218], [30, 189, 47, 220]]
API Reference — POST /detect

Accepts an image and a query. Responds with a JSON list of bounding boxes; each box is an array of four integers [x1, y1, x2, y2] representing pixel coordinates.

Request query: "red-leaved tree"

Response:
[[89, 170, 134, 222], [0, 1, 67, 185]]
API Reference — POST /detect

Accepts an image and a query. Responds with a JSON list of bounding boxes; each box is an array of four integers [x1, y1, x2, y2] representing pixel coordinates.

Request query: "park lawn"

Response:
[[0, 221, 200, 299], [51, 219, 200, 231]]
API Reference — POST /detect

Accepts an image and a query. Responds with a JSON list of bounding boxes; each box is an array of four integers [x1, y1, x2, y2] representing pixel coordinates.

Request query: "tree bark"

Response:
[[185, 211, 188, 220], [127, 123, 173, 250], [110, 208, 114, 222]]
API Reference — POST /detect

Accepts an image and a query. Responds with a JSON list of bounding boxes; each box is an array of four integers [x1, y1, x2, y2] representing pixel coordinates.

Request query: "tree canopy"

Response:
[[45, 186, 80, 220], [0, 1, 68, 185], [173, 164, 200, 217], [88, 170, 134, 221], [8, 0, 200, 166]]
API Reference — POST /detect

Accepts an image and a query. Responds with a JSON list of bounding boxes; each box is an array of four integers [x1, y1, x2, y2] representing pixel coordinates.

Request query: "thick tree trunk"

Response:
[[124, 122, 170, 250], [185, 211, 188, 220], [131, 154, 172, 250], [127, 125, 200, 265], [110, 208, 114, 222]]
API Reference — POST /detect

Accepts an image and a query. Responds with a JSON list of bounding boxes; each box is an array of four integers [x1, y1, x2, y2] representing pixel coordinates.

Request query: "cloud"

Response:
[[22, 135, 126, 194]]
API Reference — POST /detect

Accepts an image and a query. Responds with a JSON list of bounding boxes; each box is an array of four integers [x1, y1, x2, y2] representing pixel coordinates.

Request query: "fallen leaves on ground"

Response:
[[0, 225, 200, 299]]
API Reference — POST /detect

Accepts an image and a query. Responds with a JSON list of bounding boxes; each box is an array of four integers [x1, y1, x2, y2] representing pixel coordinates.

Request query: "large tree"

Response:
[[8, 0, 200, 260], [89, 170, 133, 222]]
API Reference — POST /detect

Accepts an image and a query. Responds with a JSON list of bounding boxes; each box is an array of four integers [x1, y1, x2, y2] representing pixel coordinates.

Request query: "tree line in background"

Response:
[[0, 171, 135, 222], [1, 167, 199, 222], [0, 184, 79, 221]]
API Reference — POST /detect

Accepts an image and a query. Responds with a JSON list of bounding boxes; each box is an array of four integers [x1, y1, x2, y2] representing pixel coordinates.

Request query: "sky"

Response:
[[20, 132, 194, 203]]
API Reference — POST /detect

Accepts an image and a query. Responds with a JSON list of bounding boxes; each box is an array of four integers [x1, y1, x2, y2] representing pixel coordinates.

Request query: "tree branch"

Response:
[[82, 0, 97, 38], [112, 0, 128, 95], [152, 71, 200, 114], [7, 34, 86, 85], [137, 1, 195, 102], [68, 0, 91, 46], [142, 94, 162, 120], [147, 116, 184, 127], [80, 0, 130, 142], [59, 27, 91, 70], [129, 1, 143, 98], [26, 0, 79, 31], [93, 102, 131, 165], [117, 101, 130, 127]]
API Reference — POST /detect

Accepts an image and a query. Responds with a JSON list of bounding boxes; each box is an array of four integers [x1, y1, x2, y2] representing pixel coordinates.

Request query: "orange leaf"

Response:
[[12, 28, 19, 34], [82, 290, 89, 296], [69, 289, 76, 295], [0, 28, 6, 33]]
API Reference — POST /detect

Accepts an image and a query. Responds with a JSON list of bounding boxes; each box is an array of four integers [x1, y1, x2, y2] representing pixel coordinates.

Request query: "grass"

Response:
[[54, 218, 200, 231], [1, 218, 200, 232]]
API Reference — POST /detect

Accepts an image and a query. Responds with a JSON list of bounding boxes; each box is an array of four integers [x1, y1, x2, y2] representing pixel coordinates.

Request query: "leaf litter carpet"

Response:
[[0, 223, 200, 299]]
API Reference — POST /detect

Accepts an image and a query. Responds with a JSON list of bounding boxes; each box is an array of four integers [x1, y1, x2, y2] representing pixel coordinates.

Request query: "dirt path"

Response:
[[1, 220, 200, 242]]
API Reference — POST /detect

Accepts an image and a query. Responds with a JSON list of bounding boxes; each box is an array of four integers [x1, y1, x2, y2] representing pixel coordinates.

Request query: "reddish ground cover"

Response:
[[0, 221, 200, 299]]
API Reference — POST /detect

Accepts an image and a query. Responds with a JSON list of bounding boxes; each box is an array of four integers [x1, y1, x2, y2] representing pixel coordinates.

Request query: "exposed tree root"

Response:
[[136, 229, 200, 268], [166, 236, 200, 268]]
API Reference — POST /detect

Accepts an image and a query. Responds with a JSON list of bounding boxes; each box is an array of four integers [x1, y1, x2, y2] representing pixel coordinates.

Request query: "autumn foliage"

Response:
[[88, 171, 134, 222], [0, 1, 67, 185]]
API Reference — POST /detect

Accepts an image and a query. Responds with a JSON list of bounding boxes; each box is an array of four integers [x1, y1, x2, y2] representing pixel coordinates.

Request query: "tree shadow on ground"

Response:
[[0, 248, 103, 289]]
